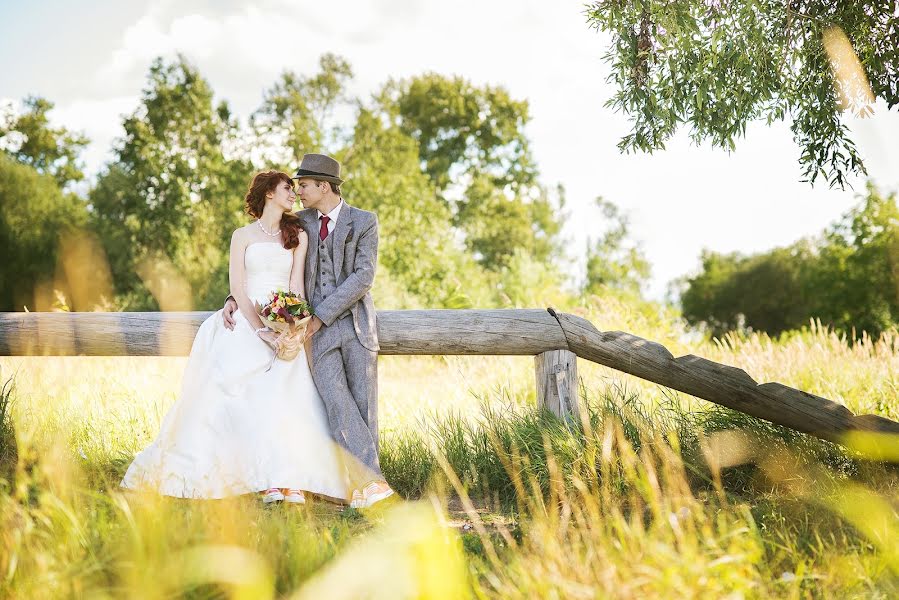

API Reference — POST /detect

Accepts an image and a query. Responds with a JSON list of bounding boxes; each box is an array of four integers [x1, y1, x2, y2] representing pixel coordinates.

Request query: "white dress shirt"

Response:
[[318, 199, 343, 235]]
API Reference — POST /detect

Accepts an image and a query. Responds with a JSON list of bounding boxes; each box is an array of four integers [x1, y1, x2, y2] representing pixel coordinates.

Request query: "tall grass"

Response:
[[0, 375, 16, 484], [2, 381, 896, 597], [1, 305, 897, 598]]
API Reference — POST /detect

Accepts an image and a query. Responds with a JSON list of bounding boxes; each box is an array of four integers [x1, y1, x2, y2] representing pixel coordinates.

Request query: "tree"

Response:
[[679, 244, 818, 336], [377, 73, 564, 270], [812, 182, 899, 335], [0, 155, 89, 311], [0, 96, 89, 186], [680, 183, 899, 338], [342, 108, 487, 308], [0, 54, 582, 311], [378, 73, 538, 194], [584, 198, 651, 295], [585, 1, 898, 188], [251, 53, 354, 167], [452, 174, 559, 269], [90, 55, 250, 309]]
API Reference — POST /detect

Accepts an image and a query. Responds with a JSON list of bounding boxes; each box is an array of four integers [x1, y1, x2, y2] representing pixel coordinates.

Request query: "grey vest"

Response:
[[312, 229, 348, 319]]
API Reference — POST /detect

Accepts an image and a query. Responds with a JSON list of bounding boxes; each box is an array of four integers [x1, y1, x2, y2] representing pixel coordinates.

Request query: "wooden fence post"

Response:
[[535, 349, 579, 421]]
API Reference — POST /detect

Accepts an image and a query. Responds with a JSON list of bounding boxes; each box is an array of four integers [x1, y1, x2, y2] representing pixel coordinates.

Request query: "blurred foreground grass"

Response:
[[1, 300, 898, 598]]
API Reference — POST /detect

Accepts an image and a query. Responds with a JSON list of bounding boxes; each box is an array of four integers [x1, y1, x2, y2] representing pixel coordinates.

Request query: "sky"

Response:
[[2, 0, 898, 300]]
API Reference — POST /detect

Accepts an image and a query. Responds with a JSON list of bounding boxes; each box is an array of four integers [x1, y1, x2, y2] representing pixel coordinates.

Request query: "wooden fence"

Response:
[[2, 308, 898, 444]]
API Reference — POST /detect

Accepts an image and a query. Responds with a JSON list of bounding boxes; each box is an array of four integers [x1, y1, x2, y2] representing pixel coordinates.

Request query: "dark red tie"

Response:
[[319, 215, 330, 241]]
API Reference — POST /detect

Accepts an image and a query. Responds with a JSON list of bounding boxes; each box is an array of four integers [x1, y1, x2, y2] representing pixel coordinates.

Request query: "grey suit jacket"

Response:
[[299, 203, 380, 352]]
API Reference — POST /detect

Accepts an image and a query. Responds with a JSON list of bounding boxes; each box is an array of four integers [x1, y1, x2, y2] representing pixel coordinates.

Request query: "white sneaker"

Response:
[[261, 488, 284, 504], [352, 482, 395, 509], [284, 489, 306, 504]]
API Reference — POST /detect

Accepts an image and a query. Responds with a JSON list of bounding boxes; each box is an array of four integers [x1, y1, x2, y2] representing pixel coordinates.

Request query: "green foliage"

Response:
[[78, 55, 569, 310], [814, 182, 899, 335], [585, 1, 898, 188], [0, 96, 89, 186], [89, 55, 250, 309], [492, 248, 569, 308], [681, 183, 899, 338], [377, 73, 565, 271], [343, 108, 487, 308], [252, 53, 354, 165], [680, 244, 819, 336], [456, 175, 540, 268], [1, 55, 590, 312], [0, 155, 89, 311], [379, 73, 537, 193], [454, 175, 563, 272], [584, 197, 651, 295], [384, 385, 863, 505]]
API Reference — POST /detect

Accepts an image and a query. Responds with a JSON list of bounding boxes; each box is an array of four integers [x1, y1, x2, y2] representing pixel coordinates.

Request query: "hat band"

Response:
[[294, 168, 341, 180]]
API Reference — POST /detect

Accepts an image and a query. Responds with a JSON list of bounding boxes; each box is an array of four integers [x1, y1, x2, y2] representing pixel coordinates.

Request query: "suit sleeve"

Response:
[[313, 214, 378, 326]]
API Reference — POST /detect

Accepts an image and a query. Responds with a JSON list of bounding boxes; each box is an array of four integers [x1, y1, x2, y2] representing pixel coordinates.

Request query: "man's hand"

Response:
[[222, 298, 238, 330], [305, 316, 323, 338]]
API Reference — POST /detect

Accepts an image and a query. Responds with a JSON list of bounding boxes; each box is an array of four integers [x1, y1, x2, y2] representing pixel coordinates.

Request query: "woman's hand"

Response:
[[256, 329, 281, 351]]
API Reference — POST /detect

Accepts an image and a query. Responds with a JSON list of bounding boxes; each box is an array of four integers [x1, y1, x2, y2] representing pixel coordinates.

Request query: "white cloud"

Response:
[[49, 95, 140, 175]]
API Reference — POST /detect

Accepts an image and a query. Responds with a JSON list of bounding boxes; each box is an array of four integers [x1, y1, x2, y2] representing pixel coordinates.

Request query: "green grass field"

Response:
[[1, 301, 898, 598]]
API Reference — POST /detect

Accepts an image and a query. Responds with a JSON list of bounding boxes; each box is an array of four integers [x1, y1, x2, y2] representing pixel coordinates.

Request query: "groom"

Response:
[[223, 153, 393, 509]]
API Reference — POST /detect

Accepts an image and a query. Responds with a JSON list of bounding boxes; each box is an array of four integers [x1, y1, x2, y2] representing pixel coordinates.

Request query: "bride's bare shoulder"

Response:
[[231, 224, 253, 244]]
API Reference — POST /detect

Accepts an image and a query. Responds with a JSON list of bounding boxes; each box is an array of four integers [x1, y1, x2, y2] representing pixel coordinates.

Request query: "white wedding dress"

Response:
[[121, 242, 349, 501]]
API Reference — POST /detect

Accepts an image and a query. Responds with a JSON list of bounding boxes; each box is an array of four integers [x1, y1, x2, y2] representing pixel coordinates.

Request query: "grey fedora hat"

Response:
[[292, 153, 344, 185]]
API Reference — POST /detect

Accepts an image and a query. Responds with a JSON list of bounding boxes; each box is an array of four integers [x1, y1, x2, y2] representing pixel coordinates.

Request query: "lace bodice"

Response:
[[244, 242, 293, 303]]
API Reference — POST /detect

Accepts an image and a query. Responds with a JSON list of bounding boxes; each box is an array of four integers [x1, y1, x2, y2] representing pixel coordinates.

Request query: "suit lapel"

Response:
[[302, 211, 319, 295], [331, 203, 354, 280]]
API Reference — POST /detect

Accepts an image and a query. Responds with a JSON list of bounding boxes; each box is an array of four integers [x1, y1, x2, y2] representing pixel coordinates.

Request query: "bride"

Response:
[[121, 170, 349, 504]]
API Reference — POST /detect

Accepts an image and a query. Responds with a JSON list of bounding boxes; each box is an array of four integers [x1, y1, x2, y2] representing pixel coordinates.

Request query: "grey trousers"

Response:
[[311, 315, 382, 487]]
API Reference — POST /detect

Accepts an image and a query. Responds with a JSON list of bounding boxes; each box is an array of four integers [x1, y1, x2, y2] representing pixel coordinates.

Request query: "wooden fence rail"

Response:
[[1, 308, 898, 444]]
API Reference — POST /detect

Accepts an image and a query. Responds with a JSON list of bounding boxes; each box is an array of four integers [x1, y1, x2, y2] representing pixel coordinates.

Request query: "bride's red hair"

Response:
[[244, 170, 301, 249]]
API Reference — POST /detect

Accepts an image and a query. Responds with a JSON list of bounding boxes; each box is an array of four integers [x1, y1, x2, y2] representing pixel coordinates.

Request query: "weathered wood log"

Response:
[[535, 349, 579, 421], [550, 309, 899, 442], [0, 309, 569, 357], [0, 312, 209, 356], [376, 309, 568, 355], [2, 308, 897, 446]]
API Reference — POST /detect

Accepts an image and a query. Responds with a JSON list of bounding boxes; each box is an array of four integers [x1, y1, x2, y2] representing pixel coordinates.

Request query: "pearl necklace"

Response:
[[257, 220, 281, 237]]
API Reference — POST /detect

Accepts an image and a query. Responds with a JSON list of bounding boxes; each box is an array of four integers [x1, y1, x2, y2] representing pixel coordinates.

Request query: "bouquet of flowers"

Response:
[[254, 290, 314, 363]]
